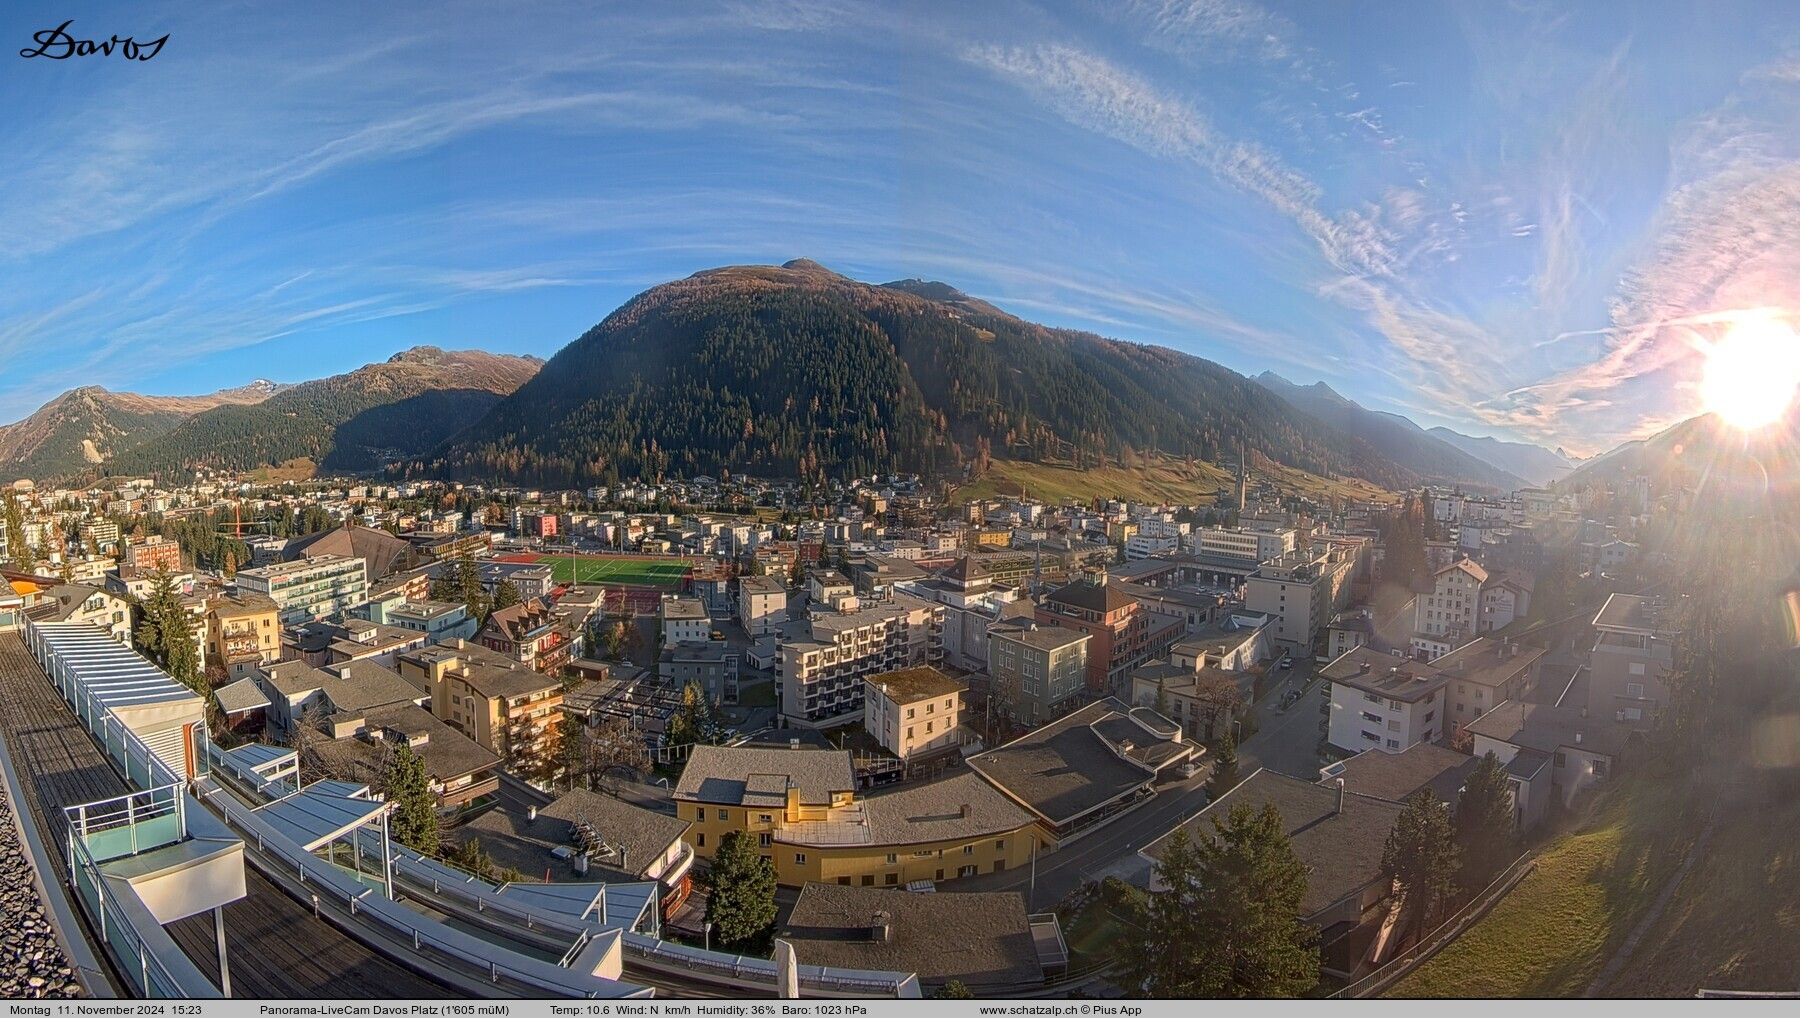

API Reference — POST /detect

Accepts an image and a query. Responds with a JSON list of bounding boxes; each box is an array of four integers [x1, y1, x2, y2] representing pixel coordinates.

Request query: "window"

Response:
[[1362, 730, 1382, 743], [1386, 719, 1400, 732], [758, 833, 771, 847], [1386, 739, 1400, 749], [1625, 682, 1645, 698], [1628, 662, 1646, 676], [906, 707, 915, 719], [1361, 711, 1382, 724], [996, 840, 1005, 851], [1555, 752, 1567, 767], [696, 833, 705, 848], [963, 844, 974, 855], [716, 808, 728, 821], [885, 873, 898, 885], [861, 875, 875, 886], [836, 876, 851, 885], [935, 869, 945, 881], [886, 853, 897, 864], [795, 853, 807, 864], [958, 865, 977, 878]]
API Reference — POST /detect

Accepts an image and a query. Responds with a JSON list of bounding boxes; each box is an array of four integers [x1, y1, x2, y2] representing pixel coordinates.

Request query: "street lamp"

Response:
[[704, 921, 713, 952]]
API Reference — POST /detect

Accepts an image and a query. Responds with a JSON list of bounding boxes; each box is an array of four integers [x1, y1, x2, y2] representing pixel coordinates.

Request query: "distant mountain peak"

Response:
[[781, 258, 834, 273]]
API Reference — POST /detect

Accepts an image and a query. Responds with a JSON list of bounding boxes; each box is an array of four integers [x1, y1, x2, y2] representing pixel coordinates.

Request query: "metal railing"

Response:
[[194, 777, 648, 998], [64, 825, 214, 997], [64, 784, 188, 862]]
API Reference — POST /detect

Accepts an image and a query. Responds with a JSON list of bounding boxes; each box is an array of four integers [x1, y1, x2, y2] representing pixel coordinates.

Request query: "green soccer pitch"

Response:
[[538, 555, 692, 589]]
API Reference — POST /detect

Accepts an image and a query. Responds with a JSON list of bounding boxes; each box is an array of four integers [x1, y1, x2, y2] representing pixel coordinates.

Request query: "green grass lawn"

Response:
[[1387, 775, 1700, 998], [540, 555, 691, 589], [950, 455, 1394, 507], [1596, 786, 1800, 995]]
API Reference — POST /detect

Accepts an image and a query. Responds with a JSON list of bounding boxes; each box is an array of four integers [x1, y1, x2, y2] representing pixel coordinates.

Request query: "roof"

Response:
[[1172, 617, 1265, 660], [865, 666, 964, 705], [1322, 646, 1447, 703], [660, 597, 709, 621], [260, 660, 328, 698], [454, 790, 689, 880], [782, 882, 1044, 986], [778, 772, 1035, 850], [1465, 700, 1631, 758], [1143, 769, 1404, 917], [1330, 744, 1481, 805], [363, 704, 500, 780], [1044, 577, 1136, 614], [214, 676, 271, 714], [284, 524, 413, 580], [401, 641, 561, 700], [483, 597, 557, 643], [210, 592, 279, 618], [1436, 558, 1490, 584], [1592, 593, 1674, 635], [967, 697, 1184, 827], [1432, 637, 1545, 690], [738, 574, 786, 595], [940, 555, 989, 584], [988, 621, 1090, 653], [254, 786, 390, 852], [673, 745, 856, 807]]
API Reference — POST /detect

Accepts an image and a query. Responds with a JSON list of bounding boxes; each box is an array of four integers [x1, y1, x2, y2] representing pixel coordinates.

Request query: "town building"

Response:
[[1245, 545, 1357, 651], [396, 640, 567, 778], [780, 883, 1064, 992], [123, 535, 183, 573], [1036, 570, 1181, 696], [967, 697, 1194, 840], [1432, 636, 1544, 744], [779, 593, 944, 729], [736, 574, 787, 636], [1141, 768, 1405, 978], [235, 554, 369, 626], [479, 596, 576, 674], [1467, 700, 1627, 830], [659, 596, 711, 647], [206, 592, 282, 684], [1322, 646, 1447, 755], [672, 747, 1041, 887], [1587, 593, 1675, 726], [659, 640, 741, 705], [985, 622, 1090, 728], [863, 666, 966, 762]]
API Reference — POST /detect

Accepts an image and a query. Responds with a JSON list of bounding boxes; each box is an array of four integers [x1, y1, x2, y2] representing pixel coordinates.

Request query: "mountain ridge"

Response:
[[1252, 371, 1530, 492], [416, 260, 1436, 490]]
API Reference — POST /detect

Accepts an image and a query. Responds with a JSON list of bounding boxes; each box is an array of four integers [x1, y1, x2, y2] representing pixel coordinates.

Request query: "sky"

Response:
[[3, 1, 1799, 456]]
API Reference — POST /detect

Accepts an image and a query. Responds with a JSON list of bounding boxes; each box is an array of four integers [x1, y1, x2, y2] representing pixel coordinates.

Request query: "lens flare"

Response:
[[1701, 315, 1800, 430]]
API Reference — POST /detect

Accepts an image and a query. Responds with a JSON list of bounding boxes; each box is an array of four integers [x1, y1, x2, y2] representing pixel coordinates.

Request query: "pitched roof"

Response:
[[1330, 744, 1481, 805], [213, 676, 271, 714], [1045, 577, 1136, 614], [673, 745, 856, 807], [1436, 558, 1489, 584], [285, 524, 413, 580], [1465, 700, 1630, 758], [1143, 768, 1404, 917], [782, 883, 1044, 986], [1432, 637, 1545, 689], [1321, 646, 1447, 703]]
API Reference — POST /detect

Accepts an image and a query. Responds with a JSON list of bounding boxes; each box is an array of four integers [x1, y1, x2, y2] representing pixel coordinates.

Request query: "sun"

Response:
[[1700, 315, 1800, 430]]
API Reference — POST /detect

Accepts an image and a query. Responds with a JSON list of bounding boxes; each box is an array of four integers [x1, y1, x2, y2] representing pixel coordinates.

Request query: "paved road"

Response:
[[1240, 656, 1328, 778]]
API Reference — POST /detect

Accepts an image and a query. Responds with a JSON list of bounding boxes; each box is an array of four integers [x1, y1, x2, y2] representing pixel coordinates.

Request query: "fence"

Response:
[[1331, 853, 1536, 999]]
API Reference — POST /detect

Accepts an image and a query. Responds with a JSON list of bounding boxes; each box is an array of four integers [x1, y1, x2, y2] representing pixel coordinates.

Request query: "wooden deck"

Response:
[[0, 633, 451, 999]]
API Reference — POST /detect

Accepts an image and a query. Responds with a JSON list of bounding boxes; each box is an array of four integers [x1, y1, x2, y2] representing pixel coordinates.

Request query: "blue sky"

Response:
[[3, 1, 1799, 455]]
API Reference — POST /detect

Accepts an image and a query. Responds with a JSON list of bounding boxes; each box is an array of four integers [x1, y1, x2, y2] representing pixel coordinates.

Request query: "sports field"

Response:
[[500, 552, 692, 590]]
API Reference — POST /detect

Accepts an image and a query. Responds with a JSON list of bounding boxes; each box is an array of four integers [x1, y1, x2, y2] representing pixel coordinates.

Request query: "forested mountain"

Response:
[[1559, 409, 1800, 496], [0, 381, 282, 481], [1253, 372, 1529, 493], [98, 347, 540, 482], [1426, 427, 1574, 486], [419, 259, 1422, 489]]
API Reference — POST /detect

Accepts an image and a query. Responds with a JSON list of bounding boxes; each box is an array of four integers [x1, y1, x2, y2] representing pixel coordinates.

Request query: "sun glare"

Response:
[[1700, 315, 1800, 430]]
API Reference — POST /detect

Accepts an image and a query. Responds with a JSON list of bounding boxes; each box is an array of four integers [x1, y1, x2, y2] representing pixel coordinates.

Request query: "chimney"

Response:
[[870, 911, 892, 943], [527, 804, 538, 822], [1575, 732, 1583, 745], [790, 737, 801, 750], [1335, 778, 1346, 816], [959, 803, 971, 819]]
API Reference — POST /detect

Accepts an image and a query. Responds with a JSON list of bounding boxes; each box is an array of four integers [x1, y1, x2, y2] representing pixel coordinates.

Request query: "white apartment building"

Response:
[[660, 595, 711, 647], [235, 554, 369, 626], [1410, 558, 1533, 661], [737, 574, 788, 637], [1191, 526, 1297, 565], [1322, 646, 1448, 755], [1124, 533, 1181, 560], [780, 593, 944, 729], [862, 666, 966, 761]]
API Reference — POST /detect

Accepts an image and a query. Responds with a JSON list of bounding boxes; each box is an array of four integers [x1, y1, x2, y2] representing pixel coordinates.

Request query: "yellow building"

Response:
[[397, 640, 564, 777], [207, 592, 283, 683], [673, 745, 1046, 887]]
